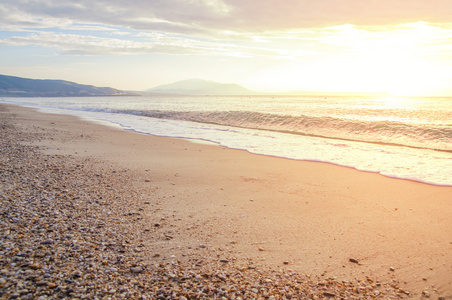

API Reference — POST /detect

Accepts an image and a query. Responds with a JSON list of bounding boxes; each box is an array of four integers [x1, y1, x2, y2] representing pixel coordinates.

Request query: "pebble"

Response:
[[0, 106, 427, 300], [422, 290, 430, 297], [130, 267, 143, 273], [323, 291, 336, 297], [349, 258, 359, 264]]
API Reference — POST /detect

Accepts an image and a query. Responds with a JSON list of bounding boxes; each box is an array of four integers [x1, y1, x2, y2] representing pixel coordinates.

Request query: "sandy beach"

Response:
[[1, 103, 451, 299]]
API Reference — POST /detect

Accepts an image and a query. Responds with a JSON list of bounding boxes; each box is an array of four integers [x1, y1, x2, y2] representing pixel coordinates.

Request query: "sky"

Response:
[[2, 0, 452, 96]]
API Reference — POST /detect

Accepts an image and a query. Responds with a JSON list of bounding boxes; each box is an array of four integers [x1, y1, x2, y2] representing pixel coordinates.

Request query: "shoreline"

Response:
[[4, 98, 450, 187], [1, 103, 452, 299]]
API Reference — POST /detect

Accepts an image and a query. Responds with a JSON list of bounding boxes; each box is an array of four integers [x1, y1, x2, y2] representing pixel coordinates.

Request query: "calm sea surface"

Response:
[[2, 95, 451, 186]]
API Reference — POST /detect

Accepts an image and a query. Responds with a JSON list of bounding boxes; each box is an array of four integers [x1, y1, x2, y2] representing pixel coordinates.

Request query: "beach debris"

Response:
[[390, 266, 395, 271]]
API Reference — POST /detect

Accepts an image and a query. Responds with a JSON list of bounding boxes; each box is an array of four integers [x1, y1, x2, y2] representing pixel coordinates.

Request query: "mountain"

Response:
[[0, 74, 134, 97], [145, 79, 258, 95]]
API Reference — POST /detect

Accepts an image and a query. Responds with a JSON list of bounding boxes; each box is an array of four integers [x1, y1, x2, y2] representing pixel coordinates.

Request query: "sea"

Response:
[[1, 95, 451, 186]]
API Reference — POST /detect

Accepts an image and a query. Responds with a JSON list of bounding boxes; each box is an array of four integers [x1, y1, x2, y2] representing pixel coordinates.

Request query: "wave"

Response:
[[79, 108, 452, 152]]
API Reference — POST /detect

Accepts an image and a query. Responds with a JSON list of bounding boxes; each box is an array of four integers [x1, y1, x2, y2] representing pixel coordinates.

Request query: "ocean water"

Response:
[[2, 95, 451, 186]]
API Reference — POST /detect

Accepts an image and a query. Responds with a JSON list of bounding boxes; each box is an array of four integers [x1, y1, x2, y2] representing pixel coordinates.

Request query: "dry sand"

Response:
[[1, 103, 451, 299]]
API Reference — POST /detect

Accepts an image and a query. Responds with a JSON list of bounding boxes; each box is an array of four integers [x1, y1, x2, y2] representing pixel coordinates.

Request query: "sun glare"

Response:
[[349, 49, 437, 96], [250, 22, 452, 96]]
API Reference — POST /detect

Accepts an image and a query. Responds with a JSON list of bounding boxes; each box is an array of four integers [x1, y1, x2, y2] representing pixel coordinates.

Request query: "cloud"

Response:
[[0, 32, 207, 56], [0, 0, 227, 35], [318, 22, 452, 55], [228, 0, 452, 30], [2, 0, 452, 36], [0, 3, 72, 30], [0, 30, 312, 59], [1, 0, 452, 60]]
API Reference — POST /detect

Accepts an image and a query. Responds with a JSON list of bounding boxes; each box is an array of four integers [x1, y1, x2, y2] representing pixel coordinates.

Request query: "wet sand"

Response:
[[1, 103, 451, 299]]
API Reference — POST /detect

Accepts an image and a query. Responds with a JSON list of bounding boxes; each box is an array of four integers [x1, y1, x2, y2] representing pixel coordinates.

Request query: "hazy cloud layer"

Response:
[[2, 0, 452, 35], [0, 30, 312, 59], [1, 0, 452, 60]]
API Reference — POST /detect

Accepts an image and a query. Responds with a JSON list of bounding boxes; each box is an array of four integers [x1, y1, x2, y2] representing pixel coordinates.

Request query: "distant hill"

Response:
[[145, 79, 393, 97], [0, 74, 134, 97], [145, 79, 258, 95]]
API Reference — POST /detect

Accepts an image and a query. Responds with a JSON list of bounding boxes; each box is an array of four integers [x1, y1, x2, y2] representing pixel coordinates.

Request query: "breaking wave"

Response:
[[84, 108, 452, 152]]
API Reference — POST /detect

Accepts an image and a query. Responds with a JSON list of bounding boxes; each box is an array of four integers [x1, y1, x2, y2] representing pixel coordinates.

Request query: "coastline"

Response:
[[3, 96, 451, 187], [1, 103, 451, 298]]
